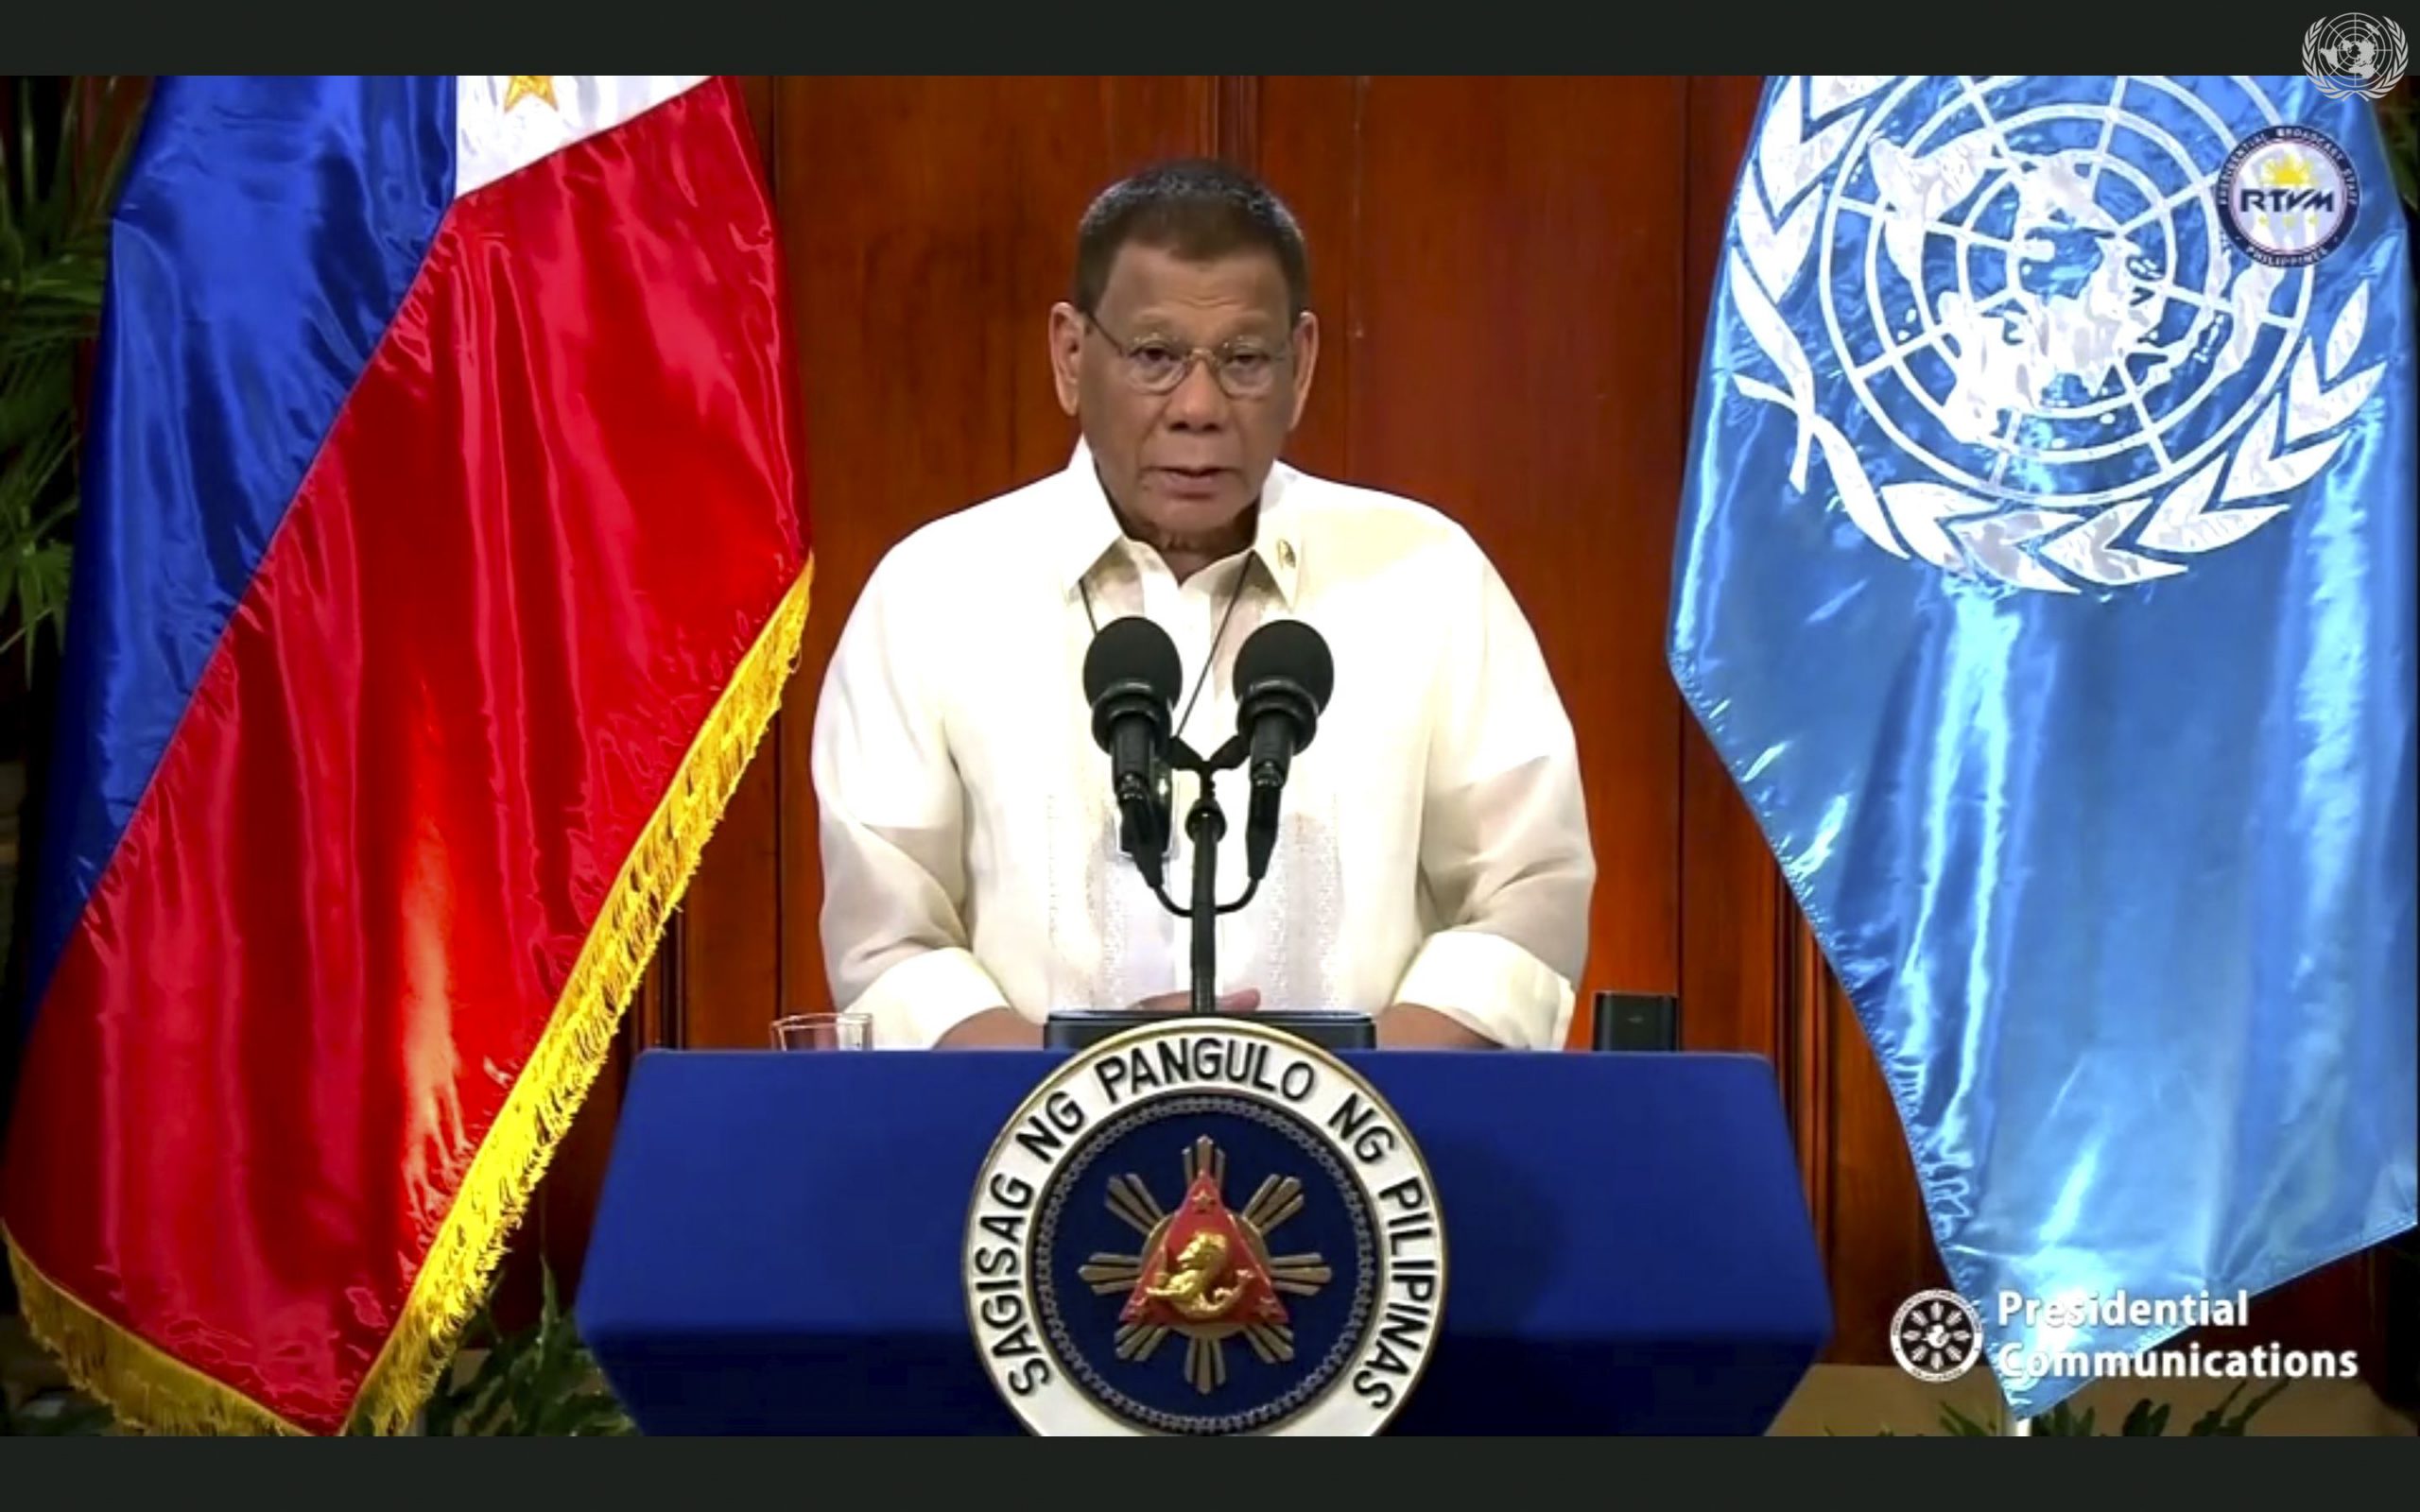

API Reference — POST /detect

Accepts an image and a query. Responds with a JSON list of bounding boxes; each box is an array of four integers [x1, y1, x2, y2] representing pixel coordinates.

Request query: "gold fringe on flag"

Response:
[[6, 558, 813, 1435], [5, 1229, 307, 1434]]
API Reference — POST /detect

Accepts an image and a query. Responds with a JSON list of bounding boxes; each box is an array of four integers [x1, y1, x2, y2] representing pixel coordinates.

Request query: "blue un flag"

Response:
[[1671, 76, 2415, 1418]]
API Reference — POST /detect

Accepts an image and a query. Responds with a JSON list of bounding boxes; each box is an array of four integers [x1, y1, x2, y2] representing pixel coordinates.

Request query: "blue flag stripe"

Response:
[[26, 77, 458, 1023]]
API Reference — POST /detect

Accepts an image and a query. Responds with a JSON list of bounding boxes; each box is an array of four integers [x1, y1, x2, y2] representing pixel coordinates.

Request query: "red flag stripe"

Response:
[[3, 77, 805, 1435]]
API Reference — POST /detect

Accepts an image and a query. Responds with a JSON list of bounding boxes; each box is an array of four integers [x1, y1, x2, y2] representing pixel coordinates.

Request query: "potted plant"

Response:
[[0, 75, 142, 1139], [1, 77, 131, 679], [6, 1261, 634, 1435]]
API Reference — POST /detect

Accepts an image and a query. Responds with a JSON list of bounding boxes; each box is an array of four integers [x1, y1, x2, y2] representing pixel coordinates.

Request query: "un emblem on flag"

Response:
[[961, 1019, 1445, 1435], [1726, 76, 2387, 594]]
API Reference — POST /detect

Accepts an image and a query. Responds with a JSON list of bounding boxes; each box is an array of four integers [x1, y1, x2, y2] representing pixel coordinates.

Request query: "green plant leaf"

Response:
[[2219, 1379, 2290, 1435], [2119, 1397, 2171, 1436], [493, 1325, 547, 1434], [0, 437, 74, 548], [0, 347, 75, 455], [404, 1261, 637, 1435], [507, 1266, 581, 1431], [422, 1299, 510, 1435], [2184, 1379, 2290, 1435], [1, 75, 137, 696], [540, 1388, 635, 1437], [53, 78, 86, 237], [12, 82, 39, 241], [2187, 1382, 2242, 1435], [1, 537, 76, 676], [1937, 1400, 1998, 1435]]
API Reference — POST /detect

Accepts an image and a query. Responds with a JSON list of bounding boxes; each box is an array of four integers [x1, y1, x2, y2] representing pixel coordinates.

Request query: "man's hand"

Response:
[[1132, 988, 1262, 1014], [1378, 1002, 1499, 1049], [932, 989, 1264, 1048], [934, 1006, 1042, 1048]]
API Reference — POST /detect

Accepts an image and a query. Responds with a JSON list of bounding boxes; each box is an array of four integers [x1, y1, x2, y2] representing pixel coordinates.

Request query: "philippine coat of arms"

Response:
[[962, 1019, 1446, 1435]]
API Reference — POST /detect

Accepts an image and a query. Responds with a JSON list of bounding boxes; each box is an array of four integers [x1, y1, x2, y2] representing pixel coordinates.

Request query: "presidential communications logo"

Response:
[[1891, 1286, 2365, 1385], [1728, 77, 2386, 596], [963, 1018, 1445, 1435], [2303, 14, 2409, 99], [1891, 1288, 1986, 1383]]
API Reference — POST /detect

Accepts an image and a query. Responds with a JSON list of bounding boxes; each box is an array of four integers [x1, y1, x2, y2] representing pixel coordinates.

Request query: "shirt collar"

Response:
[[1052, 438, 1302, 608]]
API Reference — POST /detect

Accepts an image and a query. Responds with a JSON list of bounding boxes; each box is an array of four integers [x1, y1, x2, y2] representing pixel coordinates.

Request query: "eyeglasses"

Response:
[[1082, 312, 1293, 400]]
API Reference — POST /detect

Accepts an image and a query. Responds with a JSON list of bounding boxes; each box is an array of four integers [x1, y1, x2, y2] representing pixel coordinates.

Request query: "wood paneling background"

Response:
[[512, 76, 2392, 1384], [1256, 77, 1688, 1010]]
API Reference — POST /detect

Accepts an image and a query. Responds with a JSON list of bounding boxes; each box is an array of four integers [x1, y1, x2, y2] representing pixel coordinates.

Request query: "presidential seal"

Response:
[[962, 1018, 1444, 1435]]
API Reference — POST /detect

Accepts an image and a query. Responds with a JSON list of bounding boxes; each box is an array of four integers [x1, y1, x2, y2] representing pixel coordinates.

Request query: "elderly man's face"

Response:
[[1049, 242, 1318, 560]]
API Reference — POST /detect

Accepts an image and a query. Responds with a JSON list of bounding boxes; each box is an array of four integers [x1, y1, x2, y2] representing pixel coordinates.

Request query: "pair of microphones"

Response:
[[1081, 614, 1334, 895]]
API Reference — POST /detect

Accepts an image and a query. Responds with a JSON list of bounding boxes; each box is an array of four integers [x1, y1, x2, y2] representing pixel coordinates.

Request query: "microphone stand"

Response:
[[1040, 733, 1372, 1053], [1153, 735, 1255, 1015]]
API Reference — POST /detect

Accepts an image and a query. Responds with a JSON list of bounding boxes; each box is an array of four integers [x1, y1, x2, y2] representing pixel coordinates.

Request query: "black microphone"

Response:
[[1083, 616, 1182, 889], [1233, 619, 1334, 882]]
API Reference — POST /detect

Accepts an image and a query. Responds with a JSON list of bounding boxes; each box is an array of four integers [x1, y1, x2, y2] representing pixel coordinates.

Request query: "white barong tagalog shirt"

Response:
[[810, 444, 1596, 1049]]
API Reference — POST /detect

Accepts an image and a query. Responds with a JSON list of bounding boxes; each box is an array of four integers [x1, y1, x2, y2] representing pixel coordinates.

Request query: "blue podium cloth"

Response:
[[577, 1048, 1832, 1435]]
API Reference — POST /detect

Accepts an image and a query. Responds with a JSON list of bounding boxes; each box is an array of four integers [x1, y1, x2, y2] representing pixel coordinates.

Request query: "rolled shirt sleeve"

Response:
[[809, 545, 1011, 1048], [1391, 545, 1596, 1050]]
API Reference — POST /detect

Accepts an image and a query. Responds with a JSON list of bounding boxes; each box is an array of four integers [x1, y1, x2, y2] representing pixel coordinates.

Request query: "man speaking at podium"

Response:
[[810, 160, 1594, 1052]]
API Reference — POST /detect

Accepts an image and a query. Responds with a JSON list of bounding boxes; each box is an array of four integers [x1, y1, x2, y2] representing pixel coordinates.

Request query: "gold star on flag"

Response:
[[502, 76, 558, 112]]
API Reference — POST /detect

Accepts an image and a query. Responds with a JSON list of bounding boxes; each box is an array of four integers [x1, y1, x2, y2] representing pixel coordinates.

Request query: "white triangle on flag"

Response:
[[453, 76, 711, 200]]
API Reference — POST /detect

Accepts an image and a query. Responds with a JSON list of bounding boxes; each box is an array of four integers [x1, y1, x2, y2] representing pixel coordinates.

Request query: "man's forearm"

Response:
[[934, 1005, 1041, 1048], [1390, 926, 1577, 1049], [1379, 1002, 1500, 1048]]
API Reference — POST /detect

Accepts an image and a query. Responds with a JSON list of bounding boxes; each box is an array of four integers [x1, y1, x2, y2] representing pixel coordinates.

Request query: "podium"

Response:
[[576, 1046, 1832, 1435]]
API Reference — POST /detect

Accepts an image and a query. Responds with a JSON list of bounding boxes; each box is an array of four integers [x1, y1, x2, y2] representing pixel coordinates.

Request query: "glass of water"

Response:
[[770, 1010, 872, 1051]]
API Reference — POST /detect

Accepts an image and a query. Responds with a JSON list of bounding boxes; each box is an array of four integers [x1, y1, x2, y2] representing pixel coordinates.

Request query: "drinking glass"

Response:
[[770, 1010, 872, 1050]]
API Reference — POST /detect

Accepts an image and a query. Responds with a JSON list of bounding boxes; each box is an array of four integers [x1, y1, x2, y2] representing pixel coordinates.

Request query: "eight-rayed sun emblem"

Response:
[[1890, 1287, 1984, 1383], [1076, 1135, 1333, 1394]]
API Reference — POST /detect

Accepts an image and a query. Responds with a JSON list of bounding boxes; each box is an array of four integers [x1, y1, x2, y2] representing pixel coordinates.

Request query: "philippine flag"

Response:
[[2, 76, 808, 1435]]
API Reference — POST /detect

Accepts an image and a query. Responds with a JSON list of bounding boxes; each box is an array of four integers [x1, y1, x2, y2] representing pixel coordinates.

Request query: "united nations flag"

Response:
[[1671, 76, 2415, 1421], [963, 1021, 1445, 1435]]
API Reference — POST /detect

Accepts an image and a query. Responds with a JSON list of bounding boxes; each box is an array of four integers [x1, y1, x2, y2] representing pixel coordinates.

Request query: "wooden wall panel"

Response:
[[1247, 79, 1357, 483], [1253, 77, 1688, 1047], [641, 74, 786, 1061], [1818, 962, 1952, 1361], [1676, 75, 1787, 1074], [676, 77, 1219, 1051]]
